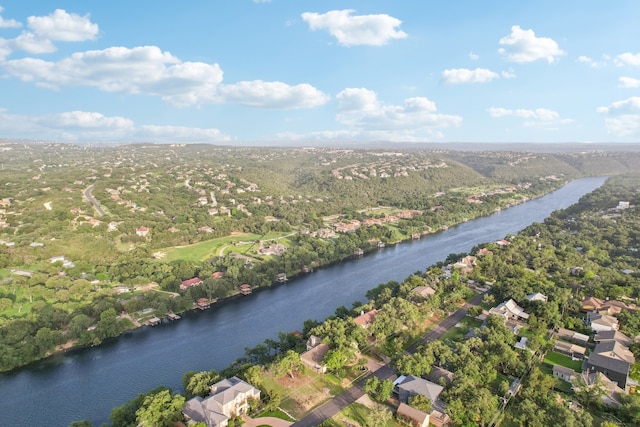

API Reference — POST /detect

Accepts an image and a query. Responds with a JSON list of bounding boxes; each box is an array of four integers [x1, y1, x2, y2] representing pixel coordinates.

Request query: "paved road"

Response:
[[292, 291, 486, 427], [83, 184, 106, 216]]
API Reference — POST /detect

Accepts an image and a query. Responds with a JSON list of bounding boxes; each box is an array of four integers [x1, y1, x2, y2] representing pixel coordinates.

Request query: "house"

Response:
[[395, 375, 445, 410], [582, 296, 604, 312], [556, 328, 590, 344], [594, 330, 633, 348], [586, 341, 635, 389], [181, 277, 204, 291], [476, 247, 493, 256], [136, 226, 149, 237], [515, 336, 528, 350], [183, 376, 261, 427], [586, 311, 619, 332], [397, 403, 429, 427], [553, 365, 577, 382], [526, 292, 548, 303], [453, 255, 477, 274], [577, 372, 625, 408], [306, 335, 323, 351], [354, 309, 379, 328], [553, 340, 587, 359], [599, 300, 629, 316], [489, 299, 529, 321], [212, 271, 224, 280], [412, 286, 436, 300], [300, 343, 329, 374], [495, 239, 510, 246]]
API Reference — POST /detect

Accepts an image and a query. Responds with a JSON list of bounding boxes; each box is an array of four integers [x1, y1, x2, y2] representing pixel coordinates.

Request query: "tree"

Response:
[[273, 350, 305, 379], [365, 403, 392, 427], [135, 389, 185, 427], [408, 394, 431, 413], [323, 348, 349, 372], [184, 370, 220, 399]]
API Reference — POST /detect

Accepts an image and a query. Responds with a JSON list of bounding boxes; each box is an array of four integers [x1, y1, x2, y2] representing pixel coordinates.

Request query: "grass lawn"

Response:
[[544, 351, 583, 372], [0, 268, 10, 279], [159, 232, 292, 262], [256, 408, 295, 422], [440, 315, 482, 343], [334, 402, 403, 427]]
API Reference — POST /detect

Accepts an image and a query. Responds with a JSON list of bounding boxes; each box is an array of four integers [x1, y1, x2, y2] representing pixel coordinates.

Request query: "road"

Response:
[[292, 291, 486, 427], [83, 184, 106, 216]]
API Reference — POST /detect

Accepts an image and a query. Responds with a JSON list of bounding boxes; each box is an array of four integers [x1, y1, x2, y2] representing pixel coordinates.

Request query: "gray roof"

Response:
[[553, 365, 576, 376], [397, 375, 444, 403], [594, 330, 633, 347], [588, 341, 635, 374]]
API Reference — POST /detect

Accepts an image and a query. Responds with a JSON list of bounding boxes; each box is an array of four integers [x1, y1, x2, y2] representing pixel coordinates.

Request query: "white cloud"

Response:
[[0, 6, 21, 28], [615, 52, 640, 67], [27, 9, 98, 42], [597, 98, 640, 136], [253, 0, 271, 3], [469, 52, 479, 60], [441, 68, 499, 84], [1, 45, 328, 109], [619, 77, 640, 88], [0, 108, 231, 142], [488, 106, 571, 128], [498, 25, 565, 63], [577, 55, 607, 68], [217, 80, 329, 109], [501, 69, 516, 79], [12, 31, 56, 54], [336, 88, 461, 133], [301, 9, 407, 46]]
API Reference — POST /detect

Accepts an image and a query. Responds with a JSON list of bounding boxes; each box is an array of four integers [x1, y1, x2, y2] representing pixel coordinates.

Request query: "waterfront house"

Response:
[[300, 342, 329, 374], [354, 309, 379, 328], [183, 376, 260, 427], [180, 277, 204, 291]]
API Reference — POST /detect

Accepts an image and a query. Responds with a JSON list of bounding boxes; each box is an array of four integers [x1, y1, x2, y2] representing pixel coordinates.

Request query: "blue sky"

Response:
[[1, 1, 639, 144]]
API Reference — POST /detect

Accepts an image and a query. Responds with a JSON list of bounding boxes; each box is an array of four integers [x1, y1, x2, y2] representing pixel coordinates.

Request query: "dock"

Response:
[[147, 317, 161, 326], [167, 312, 181, 321]]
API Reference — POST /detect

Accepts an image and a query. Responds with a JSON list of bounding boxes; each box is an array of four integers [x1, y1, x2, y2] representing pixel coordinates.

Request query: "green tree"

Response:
[[135, 389, 185, 427], [408, 394, 431, 413], [273, 350, 305, 379]]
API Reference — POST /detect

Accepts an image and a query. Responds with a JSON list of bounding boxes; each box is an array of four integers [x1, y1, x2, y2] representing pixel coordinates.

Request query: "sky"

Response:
[[0, 1, 639, 145]]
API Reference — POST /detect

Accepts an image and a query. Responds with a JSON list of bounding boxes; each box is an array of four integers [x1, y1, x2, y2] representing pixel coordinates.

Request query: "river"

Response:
[[0, 176, 606, 427]]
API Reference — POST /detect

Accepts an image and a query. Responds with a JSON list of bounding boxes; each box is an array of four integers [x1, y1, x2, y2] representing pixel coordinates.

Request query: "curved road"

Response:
[[292, 292, 486, 427], [83, 184, 106, 216]]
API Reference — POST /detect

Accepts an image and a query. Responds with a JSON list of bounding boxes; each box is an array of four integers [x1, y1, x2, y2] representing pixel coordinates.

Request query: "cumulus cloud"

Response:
[[469, 52, 479, 60], [488, 106, 571, 128], [336, 88, 461, 132], [498, 25, 565, 63], [615, 52, 640, 67], [0, 8, 98, 59], [0, 108, 231, 142], [441, 68, 499, 84], [301, 9, 407, 46], [217, 80, 329, 109], [0, 6, 21, 28], [1, 45, 329, 108], [619, 77, 640, 88], [27, 9, 98, 42], [501, 69, 516, 79], [597, 97, 640, 137]]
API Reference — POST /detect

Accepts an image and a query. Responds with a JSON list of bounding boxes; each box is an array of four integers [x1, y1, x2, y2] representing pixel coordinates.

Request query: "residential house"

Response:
[[394, 375, 448, 426], [181, 277, 204, 291], [586, 341, 635, 389], [489, 299, 529, 321], [577, 372, 625, 408], [354, 309, 379, 328], [396, 403, 429, 427], [599, 300, 629, 316], [526, 292, 548, 303], [586, 311, 619, 332], [136, 226, 149, 237], [412, 286, 436, 300], [582, 296, 604, 312], [300, 342, 329, 374], [553, 365, 577, 382], [183, 376, 261, 427], [594, 330, 633, 348], [453, 255, 477, 274], [553, 340, 587, 360], [306, 335, 323, 351], [556, 328, 590, 344]]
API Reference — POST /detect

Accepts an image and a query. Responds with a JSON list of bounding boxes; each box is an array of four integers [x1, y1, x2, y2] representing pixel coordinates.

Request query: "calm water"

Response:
[[0, 176, 607, 427]]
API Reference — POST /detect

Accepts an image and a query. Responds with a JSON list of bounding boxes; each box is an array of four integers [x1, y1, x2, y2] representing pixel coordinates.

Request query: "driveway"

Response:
[[242, 415, 294, 427]]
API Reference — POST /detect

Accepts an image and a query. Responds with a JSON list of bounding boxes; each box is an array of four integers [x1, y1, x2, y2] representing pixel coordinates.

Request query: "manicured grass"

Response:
[[336, 402, 403, 427], [440, 315, 482, 343], [160, 232, 292, 262], [0, 269, 10, 278], [544, 351, 583, 372], [257, 408, 295, 422]]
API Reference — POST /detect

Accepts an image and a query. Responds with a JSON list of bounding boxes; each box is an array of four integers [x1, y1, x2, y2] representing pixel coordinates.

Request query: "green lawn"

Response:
[[544, 351, 583, 372], [334, 402, 402, 427], [256, 408, 295, 422], [440, 315, 482, 343], [0, 269, 10, 279]]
